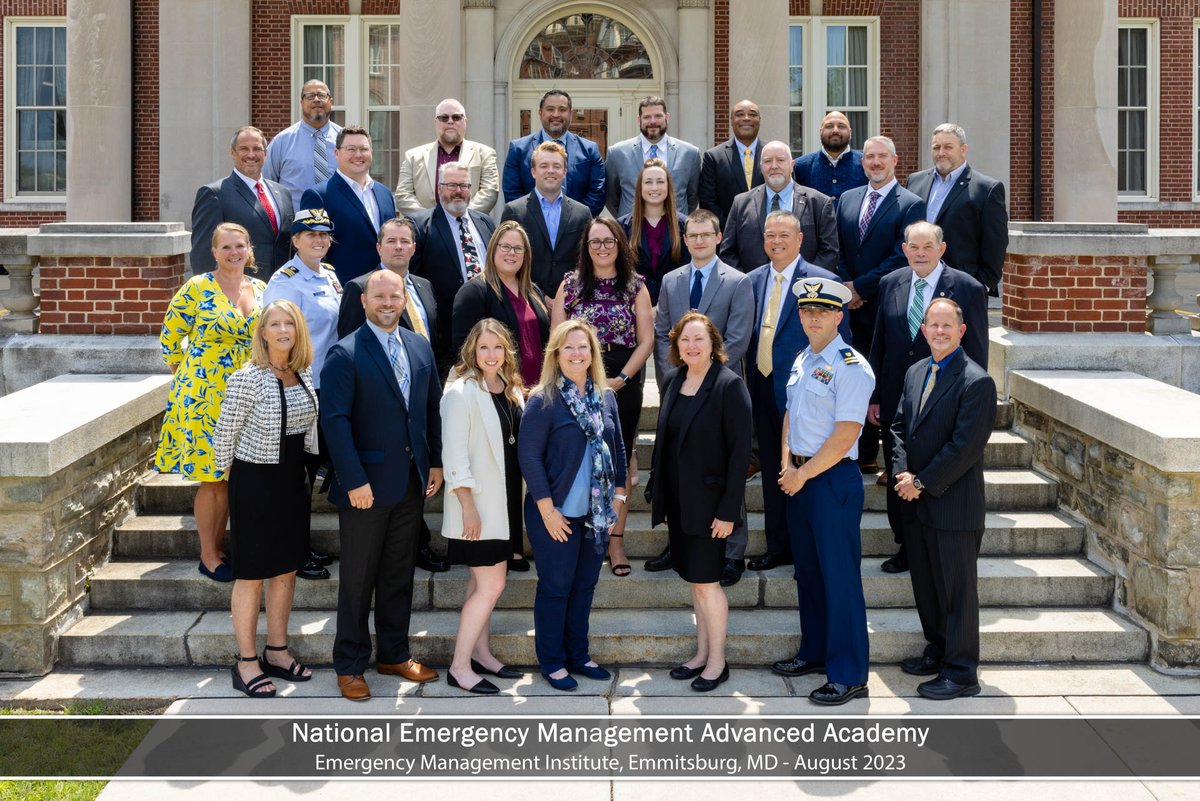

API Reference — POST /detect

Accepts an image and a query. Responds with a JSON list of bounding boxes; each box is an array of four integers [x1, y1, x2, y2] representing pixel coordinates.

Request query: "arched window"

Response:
[[520, 13, 653, 80]]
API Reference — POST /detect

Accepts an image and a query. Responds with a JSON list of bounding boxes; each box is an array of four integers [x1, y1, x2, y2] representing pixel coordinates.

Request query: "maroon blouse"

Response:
[[504, 285, 543, 386]]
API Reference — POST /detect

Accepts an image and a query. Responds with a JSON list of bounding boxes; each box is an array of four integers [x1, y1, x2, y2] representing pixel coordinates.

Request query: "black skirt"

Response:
[[228, 433, 311, 580], [663, 393, 725, 584]]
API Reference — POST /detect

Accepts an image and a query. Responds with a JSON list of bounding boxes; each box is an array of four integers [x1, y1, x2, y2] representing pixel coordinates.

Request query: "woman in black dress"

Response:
[[213, 299, 319, 698], [440, 319, 527, 694], [648, 312, 752, 691]]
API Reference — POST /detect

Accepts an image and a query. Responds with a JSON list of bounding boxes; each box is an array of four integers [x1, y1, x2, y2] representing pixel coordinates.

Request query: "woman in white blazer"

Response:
[[440, 318, 527, 694]]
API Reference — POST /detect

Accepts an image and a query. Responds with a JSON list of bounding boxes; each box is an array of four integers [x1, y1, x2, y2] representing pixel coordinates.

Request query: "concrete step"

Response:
[[114, 510, 1084, 560], [87, 556, 1113, 612], [58, 606, 1148, 668]]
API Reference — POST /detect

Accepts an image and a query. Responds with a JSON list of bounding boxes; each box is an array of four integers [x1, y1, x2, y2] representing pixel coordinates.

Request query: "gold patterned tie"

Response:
[[743, 146, 755, 189], [918, 363, 939, 414], [757, 273, 785, 377]]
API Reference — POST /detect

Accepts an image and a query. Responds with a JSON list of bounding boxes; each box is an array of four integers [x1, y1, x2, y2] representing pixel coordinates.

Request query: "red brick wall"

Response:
[[132, 0, 158, 222], [1002, 254, 1148, 333], [1010, 0, 1055, 222], [38, 255, 186, 335], [712, 0, 729, 147], [0, 1, 68, 228]]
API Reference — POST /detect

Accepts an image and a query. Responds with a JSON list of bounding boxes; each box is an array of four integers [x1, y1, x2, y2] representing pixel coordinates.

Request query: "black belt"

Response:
[[791, 455, 854, 468]]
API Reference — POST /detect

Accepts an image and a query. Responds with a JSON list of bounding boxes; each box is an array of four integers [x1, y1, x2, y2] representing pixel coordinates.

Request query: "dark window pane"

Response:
[[18, 152, 36, 192], [17, 65, 35, 106], [848, 67, 868, 106], [56, 151, 67, 191], [54, 66, 66, 105], [37, 151, 54, 191], [55, 110, 66, 148], [848, 26, 868, 64], [789, 110, 804, 153], [789, 67, 803, 107], [827, 67, 845, 106], [36, 65, 54, 105], [18, 111, 36, 149], [35, 26, 52, 63], [16, 26, 33, 63], [847, 111, 868, 149]]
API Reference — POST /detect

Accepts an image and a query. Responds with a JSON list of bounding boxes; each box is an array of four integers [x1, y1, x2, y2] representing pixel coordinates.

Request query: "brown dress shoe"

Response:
[[377, 658, 439, 683], [337, 674, 370, 701]]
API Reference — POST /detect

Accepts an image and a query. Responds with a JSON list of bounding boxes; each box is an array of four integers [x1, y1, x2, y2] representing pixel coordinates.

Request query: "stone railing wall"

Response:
[[1010, 370, 1200, 670], [0, 374, 170, 675]]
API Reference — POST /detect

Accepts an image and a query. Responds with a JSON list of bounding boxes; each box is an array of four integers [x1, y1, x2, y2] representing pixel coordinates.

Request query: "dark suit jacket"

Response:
[[450, 275, 551, 361], [905, 165, 1008, 293], [868, 265, 988, 424], [836, 183, 926, 301], [319, 324, 443, 509], [191, 172, 295, 276], [500, 191, 593, 297], [699, 138, 764, 229], [336, 270, 439, 346], [502, 130, 606, 215], [720, 182, 839, 272], [517, 389, 626, 506], [408, 204, 496, 352], [300, 176, 397, 287], [649, 364, 752, 534], [890, 351, 996, 531], [616, 211, 690, 306], [746, 259, 850, 415]]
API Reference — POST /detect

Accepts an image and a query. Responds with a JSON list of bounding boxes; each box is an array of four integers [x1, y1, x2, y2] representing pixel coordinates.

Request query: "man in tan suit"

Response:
[[395, 98, 499, 214]]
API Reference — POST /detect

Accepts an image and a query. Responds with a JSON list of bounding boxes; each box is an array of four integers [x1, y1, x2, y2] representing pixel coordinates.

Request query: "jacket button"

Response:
[[405, 446, 411, 453]]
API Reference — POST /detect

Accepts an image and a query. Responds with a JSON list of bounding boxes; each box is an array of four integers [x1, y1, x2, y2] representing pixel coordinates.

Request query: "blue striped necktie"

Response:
[[386, 334, 409, 402]]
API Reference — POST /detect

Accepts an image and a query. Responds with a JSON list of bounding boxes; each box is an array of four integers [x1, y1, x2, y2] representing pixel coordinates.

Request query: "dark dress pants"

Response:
[[908, 521, 983, 685], [850, 308, 880, 465], [751, 371, 791, 559], [881, 415, 913, 546], [333, 470, 423, 676]]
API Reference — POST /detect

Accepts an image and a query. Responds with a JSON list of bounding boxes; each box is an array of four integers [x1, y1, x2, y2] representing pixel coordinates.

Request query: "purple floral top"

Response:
[[561, 272, 643, 349]]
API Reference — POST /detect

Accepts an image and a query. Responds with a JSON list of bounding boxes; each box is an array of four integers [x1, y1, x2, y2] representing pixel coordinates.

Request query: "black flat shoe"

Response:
[[771, 657, 825, 677], [691, 664, 730, 692], [748, 552, 792, 571], [809, 681, 869, 706], [900, 655, 941, 676], [880, 544, 909, 574], [917, 676, 981, 700], [308, 549, 334, 566], [669, 664, 705, 680], [417, 545, 450, 573], [644, 547, 673, 572], [447, 672, 499, 695], [507, 555, 531, 572], [297, 560, 330, 580], [719, 558, 744, 587], [471, 659, 522, 680]]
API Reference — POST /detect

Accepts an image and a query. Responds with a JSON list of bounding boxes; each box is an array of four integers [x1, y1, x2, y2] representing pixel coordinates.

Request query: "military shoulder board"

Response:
[[278, 264, 300, 278], [839, 348, 860, 365]]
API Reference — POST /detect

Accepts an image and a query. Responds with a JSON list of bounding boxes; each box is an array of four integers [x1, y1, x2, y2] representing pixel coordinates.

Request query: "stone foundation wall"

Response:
[[1013, 401, 1200, 669]]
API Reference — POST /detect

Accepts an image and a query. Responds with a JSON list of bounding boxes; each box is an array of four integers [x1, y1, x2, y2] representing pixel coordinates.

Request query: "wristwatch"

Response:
[[911, 477, 925, 492], [617, 372, 630, 383]]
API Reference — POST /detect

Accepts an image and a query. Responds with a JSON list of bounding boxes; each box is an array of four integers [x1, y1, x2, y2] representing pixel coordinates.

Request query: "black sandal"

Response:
[[232, 655, 276, 698], [259, 643, 312, 682], [608, 533, 631, 577]]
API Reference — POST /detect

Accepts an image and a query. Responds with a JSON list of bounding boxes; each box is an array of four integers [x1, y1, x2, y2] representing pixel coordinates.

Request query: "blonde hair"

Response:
[[532, 319, 608, 401], [211, 222, 258, 273], [453, 318, 524, 404], [251, 299, 313, 372], [483, 220, 546, 313]]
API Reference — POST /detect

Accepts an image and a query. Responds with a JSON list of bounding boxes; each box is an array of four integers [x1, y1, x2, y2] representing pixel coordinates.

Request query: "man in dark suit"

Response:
[[604, 96, 701, 217], [321, 269, 444, 701], [792, 111, 867, 207], [501, 141, 593, 299], [868, 221, 988, 574], [720, 140, 839, 273], [905, 124, 1008, 295], [699, 99, 764, 230], [744, 210, 849, 573], [300, 125, 397, 287], [191, 126, 294, 276], [836, 135, 926, 473], [407, 161, 496, 364], [502, 89, 606, 215], [891, 296, 996, 700]]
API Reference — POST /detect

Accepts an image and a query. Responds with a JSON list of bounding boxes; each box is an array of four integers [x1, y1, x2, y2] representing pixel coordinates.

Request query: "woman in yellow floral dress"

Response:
[[156, 222, 266, 582]]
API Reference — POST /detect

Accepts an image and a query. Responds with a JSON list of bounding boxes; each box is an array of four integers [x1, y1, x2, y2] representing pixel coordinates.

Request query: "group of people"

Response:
[[161, 85, 1005, 703]]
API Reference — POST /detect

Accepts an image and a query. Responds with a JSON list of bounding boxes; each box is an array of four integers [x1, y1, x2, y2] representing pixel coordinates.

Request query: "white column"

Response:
[[727, 0, 789, 143], [396, 0, 463, 156], [676, 0, 712, 148], [919, 0, 1010, 188], [158, 0, 251, 224], [1054, 0, 1118, 222], [463, 1, 496, 153], [66, 0, 132, 221]]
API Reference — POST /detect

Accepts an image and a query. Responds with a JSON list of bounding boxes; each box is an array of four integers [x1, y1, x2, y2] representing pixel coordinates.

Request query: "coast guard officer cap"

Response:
[[793, 277, 852, 310], [291, 208, 335, 233]]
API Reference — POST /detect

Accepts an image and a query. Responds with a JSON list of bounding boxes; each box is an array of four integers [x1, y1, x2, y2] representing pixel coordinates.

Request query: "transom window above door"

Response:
[[520, 13, 653, 80]]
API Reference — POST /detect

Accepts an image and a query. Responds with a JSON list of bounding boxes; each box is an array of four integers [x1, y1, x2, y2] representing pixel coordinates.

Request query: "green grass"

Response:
[[0, 780, 107, 801]]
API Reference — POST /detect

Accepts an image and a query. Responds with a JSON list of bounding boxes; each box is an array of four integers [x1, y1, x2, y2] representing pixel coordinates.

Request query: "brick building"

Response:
[[0, 0, 1190, 232]]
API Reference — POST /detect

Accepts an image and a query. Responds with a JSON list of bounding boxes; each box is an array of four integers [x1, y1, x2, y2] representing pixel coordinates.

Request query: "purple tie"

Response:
[[859, 190, 880, 241]]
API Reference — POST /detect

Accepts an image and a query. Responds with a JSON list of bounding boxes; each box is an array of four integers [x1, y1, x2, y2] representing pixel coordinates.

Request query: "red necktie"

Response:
[[255, 182, 279, 235]]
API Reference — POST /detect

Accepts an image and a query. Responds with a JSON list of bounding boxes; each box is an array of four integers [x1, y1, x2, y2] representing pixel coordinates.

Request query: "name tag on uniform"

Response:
[[811, 366, 834, 385]]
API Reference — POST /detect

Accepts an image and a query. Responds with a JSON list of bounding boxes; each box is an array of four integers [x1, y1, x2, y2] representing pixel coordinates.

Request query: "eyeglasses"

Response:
[[587, 238, 617, 250], [439, 182, 471, 191], [684, 231, 718, 242], [338, 146, 372, 155], [302, 92, 331, 101], [436, 113, 465, 123], [496, 243, 526, 254]]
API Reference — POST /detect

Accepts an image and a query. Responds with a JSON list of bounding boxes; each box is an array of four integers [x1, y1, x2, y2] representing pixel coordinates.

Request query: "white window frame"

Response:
[[1117, 19, 1158, 201], [3, 17, 67, 204], [1194, 20, 1200, 200], [787, 17, 880, 155]]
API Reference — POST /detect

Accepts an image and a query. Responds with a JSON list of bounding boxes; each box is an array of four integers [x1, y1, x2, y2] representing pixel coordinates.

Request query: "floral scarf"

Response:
[[559, 375, 616, 553]]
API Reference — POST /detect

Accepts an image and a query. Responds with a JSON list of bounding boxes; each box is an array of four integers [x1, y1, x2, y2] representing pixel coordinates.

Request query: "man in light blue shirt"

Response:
[[264, 80, 343, 209]]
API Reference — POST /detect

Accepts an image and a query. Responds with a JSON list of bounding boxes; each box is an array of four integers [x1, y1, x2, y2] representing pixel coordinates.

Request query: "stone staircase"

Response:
[[59, 382, 1149, 670]]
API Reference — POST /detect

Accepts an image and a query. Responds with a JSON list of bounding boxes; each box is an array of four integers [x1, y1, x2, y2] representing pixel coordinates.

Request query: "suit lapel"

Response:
[[789, 185, 809, 225], [231, 174, 273, 232], [361, 326, 407, 409], [332, 176, 374, 230], [526, 195, 553, 250], [698, 262, 723, 314], [893, 269, 917, 343], [468, 379, 506, 468], [727, 142, 748, 192], [862, 186, 898, 242], [936, 167, 970, 223], [675, 365, 719, 447], [422, 144, 438, 200], [913, 351, 963, 430]]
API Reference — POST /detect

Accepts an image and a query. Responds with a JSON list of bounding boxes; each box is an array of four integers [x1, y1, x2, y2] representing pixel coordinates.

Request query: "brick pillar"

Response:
[[26, 223, 189, 336], [1003, 253, 1148, 333]]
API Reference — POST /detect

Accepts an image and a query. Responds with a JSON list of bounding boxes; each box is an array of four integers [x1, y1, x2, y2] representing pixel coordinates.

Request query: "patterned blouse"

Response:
[[560, 272, 644, 349]]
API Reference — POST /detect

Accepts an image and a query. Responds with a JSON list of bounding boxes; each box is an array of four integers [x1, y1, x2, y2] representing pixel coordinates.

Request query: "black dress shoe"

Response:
[[447, 672, 499, 695], [308, 548, 334, 566], [470, 659, 522, 679], [669, 664, 705, 680], [771, 657, 825, 677], [644, 546, 673, 572], [880, 545, 909, 574], [507, 555, 531, 572], [416, 545, 450, 573], [719, 558, 744, 587], [691, 663, 730, 692], [748, 552, 793, 571], [917, 676, 981, 700], [809, 681, 869, 705], [297, 560, 330, 580], [900, 655, 941, 676]]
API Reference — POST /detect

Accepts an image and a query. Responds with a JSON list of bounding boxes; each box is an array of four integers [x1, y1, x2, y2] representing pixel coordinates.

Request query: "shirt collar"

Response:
[[866, 178, 898, 198], [337, 169, 374, 191], [768, 181, 795, 206], [935, 162, 968, 184], [931, 347, 961, 369], [736, 138, 759, 156], [365, 319, 400, 350], [535, 188, 563, 205], [301, 120, 332, 135], [233, 169, 263, 190], [913, 261, 945, 287], [640, 134, 666, 154], [691, 257, 719, 277], [812, 334, 849, 362]]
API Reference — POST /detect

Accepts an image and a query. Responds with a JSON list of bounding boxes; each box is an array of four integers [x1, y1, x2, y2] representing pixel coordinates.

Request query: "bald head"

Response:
[[820, 111, 852, 156]]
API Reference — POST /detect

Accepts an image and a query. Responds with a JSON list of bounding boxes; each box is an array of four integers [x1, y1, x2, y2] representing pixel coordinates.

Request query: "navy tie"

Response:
[[689, 270, 704, 309]]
